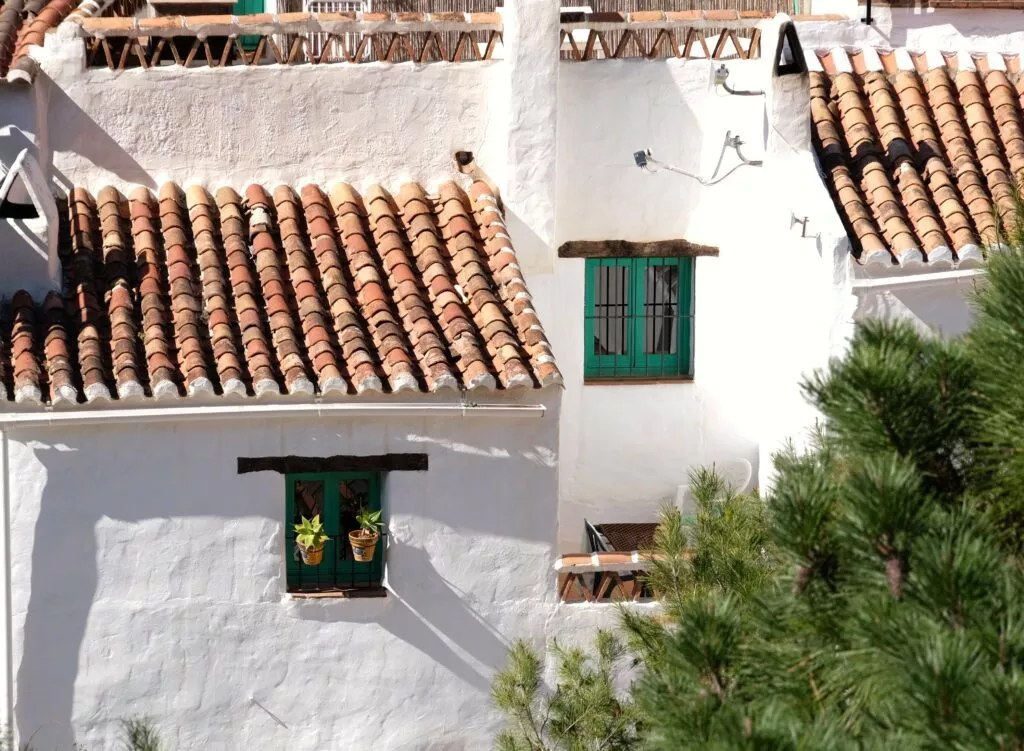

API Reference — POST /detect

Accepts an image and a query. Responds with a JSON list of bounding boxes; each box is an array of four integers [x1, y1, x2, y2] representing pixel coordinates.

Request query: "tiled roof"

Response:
[[0, 180, 561, 407], [810, 47, 1024, 269], [0, 0, 80, 83]]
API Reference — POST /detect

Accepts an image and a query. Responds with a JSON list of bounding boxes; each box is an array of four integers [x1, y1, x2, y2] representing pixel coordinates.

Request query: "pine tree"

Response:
[[492, 469, 777, 750], [491, 631, 640, 751], [636, 240, 1024, 748]]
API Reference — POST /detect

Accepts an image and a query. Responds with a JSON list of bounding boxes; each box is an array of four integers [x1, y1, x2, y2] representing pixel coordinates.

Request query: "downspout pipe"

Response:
[[0, 430, 10, 744]]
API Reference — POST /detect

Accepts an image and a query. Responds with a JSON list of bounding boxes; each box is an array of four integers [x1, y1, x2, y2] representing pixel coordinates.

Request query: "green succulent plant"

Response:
[[294, 514, 329, 550], [355, 509, 383, 536]]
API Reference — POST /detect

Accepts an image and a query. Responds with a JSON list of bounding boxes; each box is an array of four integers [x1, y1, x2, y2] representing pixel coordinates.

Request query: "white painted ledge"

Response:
[[0, 400, 547, 428], [851, 267, 986, 290]]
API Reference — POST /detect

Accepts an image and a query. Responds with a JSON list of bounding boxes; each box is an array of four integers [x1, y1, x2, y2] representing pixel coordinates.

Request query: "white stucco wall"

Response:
[[853, 272, 986, 339], [1, 395, 635, 750], [550, 26, 853, 541], [34, 53, 507, 194], [4, 9, 989, 744]]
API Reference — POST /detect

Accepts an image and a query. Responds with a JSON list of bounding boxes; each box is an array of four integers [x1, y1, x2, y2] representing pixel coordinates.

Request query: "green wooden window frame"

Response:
[[584, 257, 694, 379], [285, 471, 383, 592], [232, 0, 264, 50]]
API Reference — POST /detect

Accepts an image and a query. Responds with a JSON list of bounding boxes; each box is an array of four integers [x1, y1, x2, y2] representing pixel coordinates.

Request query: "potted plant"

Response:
[[349, 509, 383, 562], [294, 514, 329, 566]]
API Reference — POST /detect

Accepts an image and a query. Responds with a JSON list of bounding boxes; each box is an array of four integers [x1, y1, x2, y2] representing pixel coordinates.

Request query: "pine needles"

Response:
[[497, 207, 1024, 749]]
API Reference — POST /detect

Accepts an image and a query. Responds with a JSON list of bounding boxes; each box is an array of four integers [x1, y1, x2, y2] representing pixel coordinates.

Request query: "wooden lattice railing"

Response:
[[559, 10, 768, 61], [75, 11, 502, 68], [555, 552, 655, 603]]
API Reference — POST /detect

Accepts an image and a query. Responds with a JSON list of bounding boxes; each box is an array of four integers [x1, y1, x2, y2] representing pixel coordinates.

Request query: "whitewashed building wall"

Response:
[[2, 3, 1004, 747]]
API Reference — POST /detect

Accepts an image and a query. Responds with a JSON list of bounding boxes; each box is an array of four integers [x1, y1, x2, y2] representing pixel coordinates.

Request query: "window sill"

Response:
[[583, 376, 694, 386], [285, 587, 387, 600]]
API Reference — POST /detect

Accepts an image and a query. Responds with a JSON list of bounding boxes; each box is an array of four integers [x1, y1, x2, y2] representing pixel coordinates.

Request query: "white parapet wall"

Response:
[[34, 56, 508, 194]]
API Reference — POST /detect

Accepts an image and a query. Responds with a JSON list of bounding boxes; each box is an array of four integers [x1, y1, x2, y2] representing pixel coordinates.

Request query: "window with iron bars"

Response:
[[305, 0, 370, 61], [286, 471, 384, 593], [583, 257, 694, 380]]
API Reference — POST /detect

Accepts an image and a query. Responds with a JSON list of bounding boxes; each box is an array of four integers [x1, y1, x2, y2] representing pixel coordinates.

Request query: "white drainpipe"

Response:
[[0, 398, 546, 736], [0, 431, 11, 742]]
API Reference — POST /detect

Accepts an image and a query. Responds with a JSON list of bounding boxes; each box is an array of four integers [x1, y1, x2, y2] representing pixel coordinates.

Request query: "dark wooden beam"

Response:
[[238, 454, 428, 475], [557, 239, 719, 259]]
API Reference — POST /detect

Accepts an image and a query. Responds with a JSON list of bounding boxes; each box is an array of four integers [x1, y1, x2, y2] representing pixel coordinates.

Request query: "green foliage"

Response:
[[494, 470, 776, 750], [294, 514, 328, 550], [492, 632, 639, 751], [120, 718, 162, 751], [621, 472, 777, 669], [119, 718, 160, 751], [512, 208, 1024, 750], [355, 508, 383, 535], [633, 233, 1024, 748]]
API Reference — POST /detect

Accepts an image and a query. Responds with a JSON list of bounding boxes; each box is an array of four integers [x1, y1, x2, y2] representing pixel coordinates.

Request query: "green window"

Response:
[[285, 471, 383, 593], [584, 257, 694, 380]]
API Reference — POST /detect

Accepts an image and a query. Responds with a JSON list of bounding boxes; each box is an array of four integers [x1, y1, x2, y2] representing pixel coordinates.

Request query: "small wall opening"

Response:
[[0, 199, 39, 219], [774, 22, 806, 76]]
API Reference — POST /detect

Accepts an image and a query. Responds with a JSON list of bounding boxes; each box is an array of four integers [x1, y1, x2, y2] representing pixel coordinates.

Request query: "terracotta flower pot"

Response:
[[298, 544, 324, 566], [348, 530, 379, 562]]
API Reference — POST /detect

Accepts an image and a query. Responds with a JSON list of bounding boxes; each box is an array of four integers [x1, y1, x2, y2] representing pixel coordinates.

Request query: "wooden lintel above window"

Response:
[[557, 239, 719, 259], [237, 454, 427, 475]]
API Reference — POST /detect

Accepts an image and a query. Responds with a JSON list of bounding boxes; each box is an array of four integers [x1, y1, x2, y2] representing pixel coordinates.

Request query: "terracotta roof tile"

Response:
[[10, 290, 41, 403], [2, 0, 79, 82], [810, 49, 1022, 268], [1, 180, 560, 407]]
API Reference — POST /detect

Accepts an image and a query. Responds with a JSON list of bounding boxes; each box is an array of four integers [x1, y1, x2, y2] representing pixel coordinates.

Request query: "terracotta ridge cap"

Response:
[[813, 44, 1013, 74]]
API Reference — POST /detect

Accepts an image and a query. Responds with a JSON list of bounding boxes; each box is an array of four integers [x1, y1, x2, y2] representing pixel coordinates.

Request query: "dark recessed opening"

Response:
[[774, 22, 807, 77], [0, 199, 38, 220]]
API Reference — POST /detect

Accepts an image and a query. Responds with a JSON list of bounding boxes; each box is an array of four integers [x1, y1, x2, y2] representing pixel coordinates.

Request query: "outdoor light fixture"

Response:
[[714, 64, 764, 97], [632, 132, 762, 186]]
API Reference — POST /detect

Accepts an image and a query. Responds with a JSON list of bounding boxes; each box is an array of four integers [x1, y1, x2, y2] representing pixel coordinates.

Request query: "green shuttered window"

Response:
[[584, 257, 694, 380], [285, 471, 383, 592]]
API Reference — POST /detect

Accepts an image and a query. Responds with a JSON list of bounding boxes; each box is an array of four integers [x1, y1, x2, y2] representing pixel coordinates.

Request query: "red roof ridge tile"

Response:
[[272, 185, 346, 396], [435, 181, 532, 389], [395, 182, 494, 392], [813, 45, 1024, 78], [184, 185, 247, 399], [68, 187, 116, 402], [97, 186, 146, 400], [215, 186, 278, 398], [296, 184, 376, 395], [327, 183, 418, 394], [10, 290, 42, 405], [469, 181, 560, 388], [129, 187, 182, 399], [158, 182, 217, 398], [364, 184, 459, 394], [42, 290, 76, 405]]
